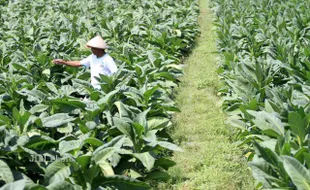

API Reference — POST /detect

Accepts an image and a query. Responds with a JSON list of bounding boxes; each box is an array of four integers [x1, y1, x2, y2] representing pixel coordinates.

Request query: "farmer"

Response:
[[52, 35, 117, 90]]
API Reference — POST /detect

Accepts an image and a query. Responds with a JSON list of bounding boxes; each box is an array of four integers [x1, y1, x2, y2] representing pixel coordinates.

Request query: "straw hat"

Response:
[[86, 36, 108, 49]]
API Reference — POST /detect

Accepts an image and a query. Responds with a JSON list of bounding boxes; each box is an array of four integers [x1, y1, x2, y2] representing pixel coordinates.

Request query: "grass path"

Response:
[[158, 0, 254, 189]]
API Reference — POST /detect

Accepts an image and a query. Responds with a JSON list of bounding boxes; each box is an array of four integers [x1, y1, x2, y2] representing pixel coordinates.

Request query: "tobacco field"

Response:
[[2, 0, 310, 189], [0, 0, 199, 189], [212, 0, 310, 189]]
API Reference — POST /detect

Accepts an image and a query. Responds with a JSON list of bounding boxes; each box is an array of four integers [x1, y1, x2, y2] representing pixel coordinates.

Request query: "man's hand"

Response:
[[52, 59, 66, 65]]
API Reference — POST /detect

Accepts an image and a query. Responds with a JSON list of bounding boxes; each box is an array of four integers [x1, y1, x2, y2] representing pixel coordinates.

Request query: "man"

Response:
[[52, 35, 117, 89]]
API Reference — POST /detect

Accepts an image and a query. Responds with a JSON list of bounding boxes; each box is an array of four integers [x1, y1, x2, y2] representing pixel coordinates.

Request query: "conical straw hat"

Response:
[[86, 36, 108, 49]]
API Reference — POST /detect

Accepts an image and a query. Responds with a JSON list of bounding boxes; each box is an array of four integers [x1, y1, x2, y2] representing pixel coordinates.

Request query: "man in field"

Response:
[[52, 35, 117, 90]]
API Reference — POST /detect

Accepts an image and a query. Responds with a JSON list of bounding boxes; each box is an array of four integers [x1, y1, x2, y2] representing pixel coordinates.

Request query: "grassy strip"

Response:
[[158, 0, 254, 189]]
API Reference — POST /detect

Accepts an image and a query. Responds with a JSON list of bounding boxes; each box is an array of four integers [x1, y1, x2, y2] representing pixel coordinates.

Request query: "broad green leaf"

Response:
[[59, 140, 81, 155], [83, 137, 103, 147], [133, 108, 150, 131], [147, 117, 170, 130], [154, 158, 176, 170], [57, 123, 73, 134], [129, 169, 142, 179], [143, 86, 159, 104], [145, 171, 170, 182], [97, 160, 114, 176], [51, 99, 86, 110], [303, 153, 310, 168], [46, 181, 82, 190], [24, 183, 48, 190], [93, 147, 116, 164], [0, 159, 14, 184], [100, 175, 150, 190], [29, 104, 49, 114], [12, 107, 20, 122], [41, 113, 76, 128], [114, 101, 132, 118], [46, 83, 58, 94], [60, 85, 76, 96], [247, 111, 285, 137], [132, 123, 145, 139], [76, 156, 91, 171], [133, 152, 155, 171], [288, 112, 306, 145], [143, 131, 157, 144], [0, 179, 26, 190], [26, 136, 57, 150], [113, 117, 133, 138], [249, 162, 285, 188], [282, 156, 310, 190], [97, 89, 119, 106], [153, 72, 175, 81], [157, 141, 183, 152], [254, 141, 279, 167], [45, 161, 71, 184]]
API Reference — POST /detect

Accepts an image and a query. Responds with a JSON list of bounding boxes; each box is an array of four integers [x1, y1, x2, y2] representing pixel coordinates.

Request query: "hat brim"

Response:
[[86, 45, 108, 49]]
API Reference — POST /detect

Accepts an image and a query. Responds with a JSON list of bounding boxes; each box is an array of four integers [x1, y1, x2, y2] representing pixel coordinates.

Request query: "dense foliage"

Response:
[[211, 0, 310, 189], [0, 0, 199, 189]]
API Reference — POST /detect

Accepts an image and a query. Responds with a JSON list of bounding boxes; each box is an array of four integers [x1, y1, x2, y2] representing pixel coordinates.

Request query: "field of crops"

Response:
[[0, 0, 199, 189], [212, 0, 310, 189]]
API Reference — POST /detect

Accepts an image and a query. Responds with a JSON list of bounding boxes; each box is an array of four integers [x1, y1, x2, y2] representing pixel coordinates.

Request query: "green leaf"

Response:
[[288, 112, 306, 145], [41, 113, 76, 128], [0, 159, 14, 184], [97, 89, 119, 106], [97, 160, 114, 176], [153, 72, 175, 81], [143, 86, 159, 104], [113, 117, 133, 138], [145, 171, 170, 182], [133, 152, 155, 171], [249, 159, 285, 188], [46, 181, 82, 190], [147, 117, 170, 130], [93, 147, 116, 164], [60, 85, 76, 96], [83, 137, 103, 147], [254, 141, 279, 167], [143, 131, 157, 144], [157, 141, 183, 152], [100, 175, 150, 190], [12, 107, 21, 122], [304, 153, 310, 168], [29, 104, 49, 114], [26, 136, 57, 150], [76, 156, 91, 171], [51, 99, 86, 110], [0, 179, 26, 190], [24, 183, 48, 190], [282, 155, 310, 189], [129, 169, 142, 179], [247, 111, 285, 137], [45, 161, 71, 184], [132, 123, 145, 139], [46, 83, 58, 94], [59, 140, 81, 155], [134, 108, 150, 131], [154, 158, 176, 170], [57, 123, 73, 134], [114, 101, 132, 118]]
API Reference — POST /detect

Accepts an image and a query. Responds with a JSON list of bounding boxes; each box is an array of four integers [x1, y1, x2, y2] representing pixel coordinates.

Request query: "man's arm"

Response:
[[52, 59, 82, 67]]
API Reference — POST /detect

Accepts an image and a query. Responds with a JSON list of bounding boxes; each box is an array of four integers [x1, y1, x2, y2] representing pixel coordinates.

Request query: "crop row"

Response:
[[212, 0, 310, 189], [0, 0, 199, 189]]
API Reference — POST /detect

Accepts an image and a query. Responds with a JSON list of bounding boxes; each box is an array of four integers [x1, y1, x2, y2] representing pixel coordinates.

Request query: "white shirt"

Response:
[[80, 53, 117, 89]]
